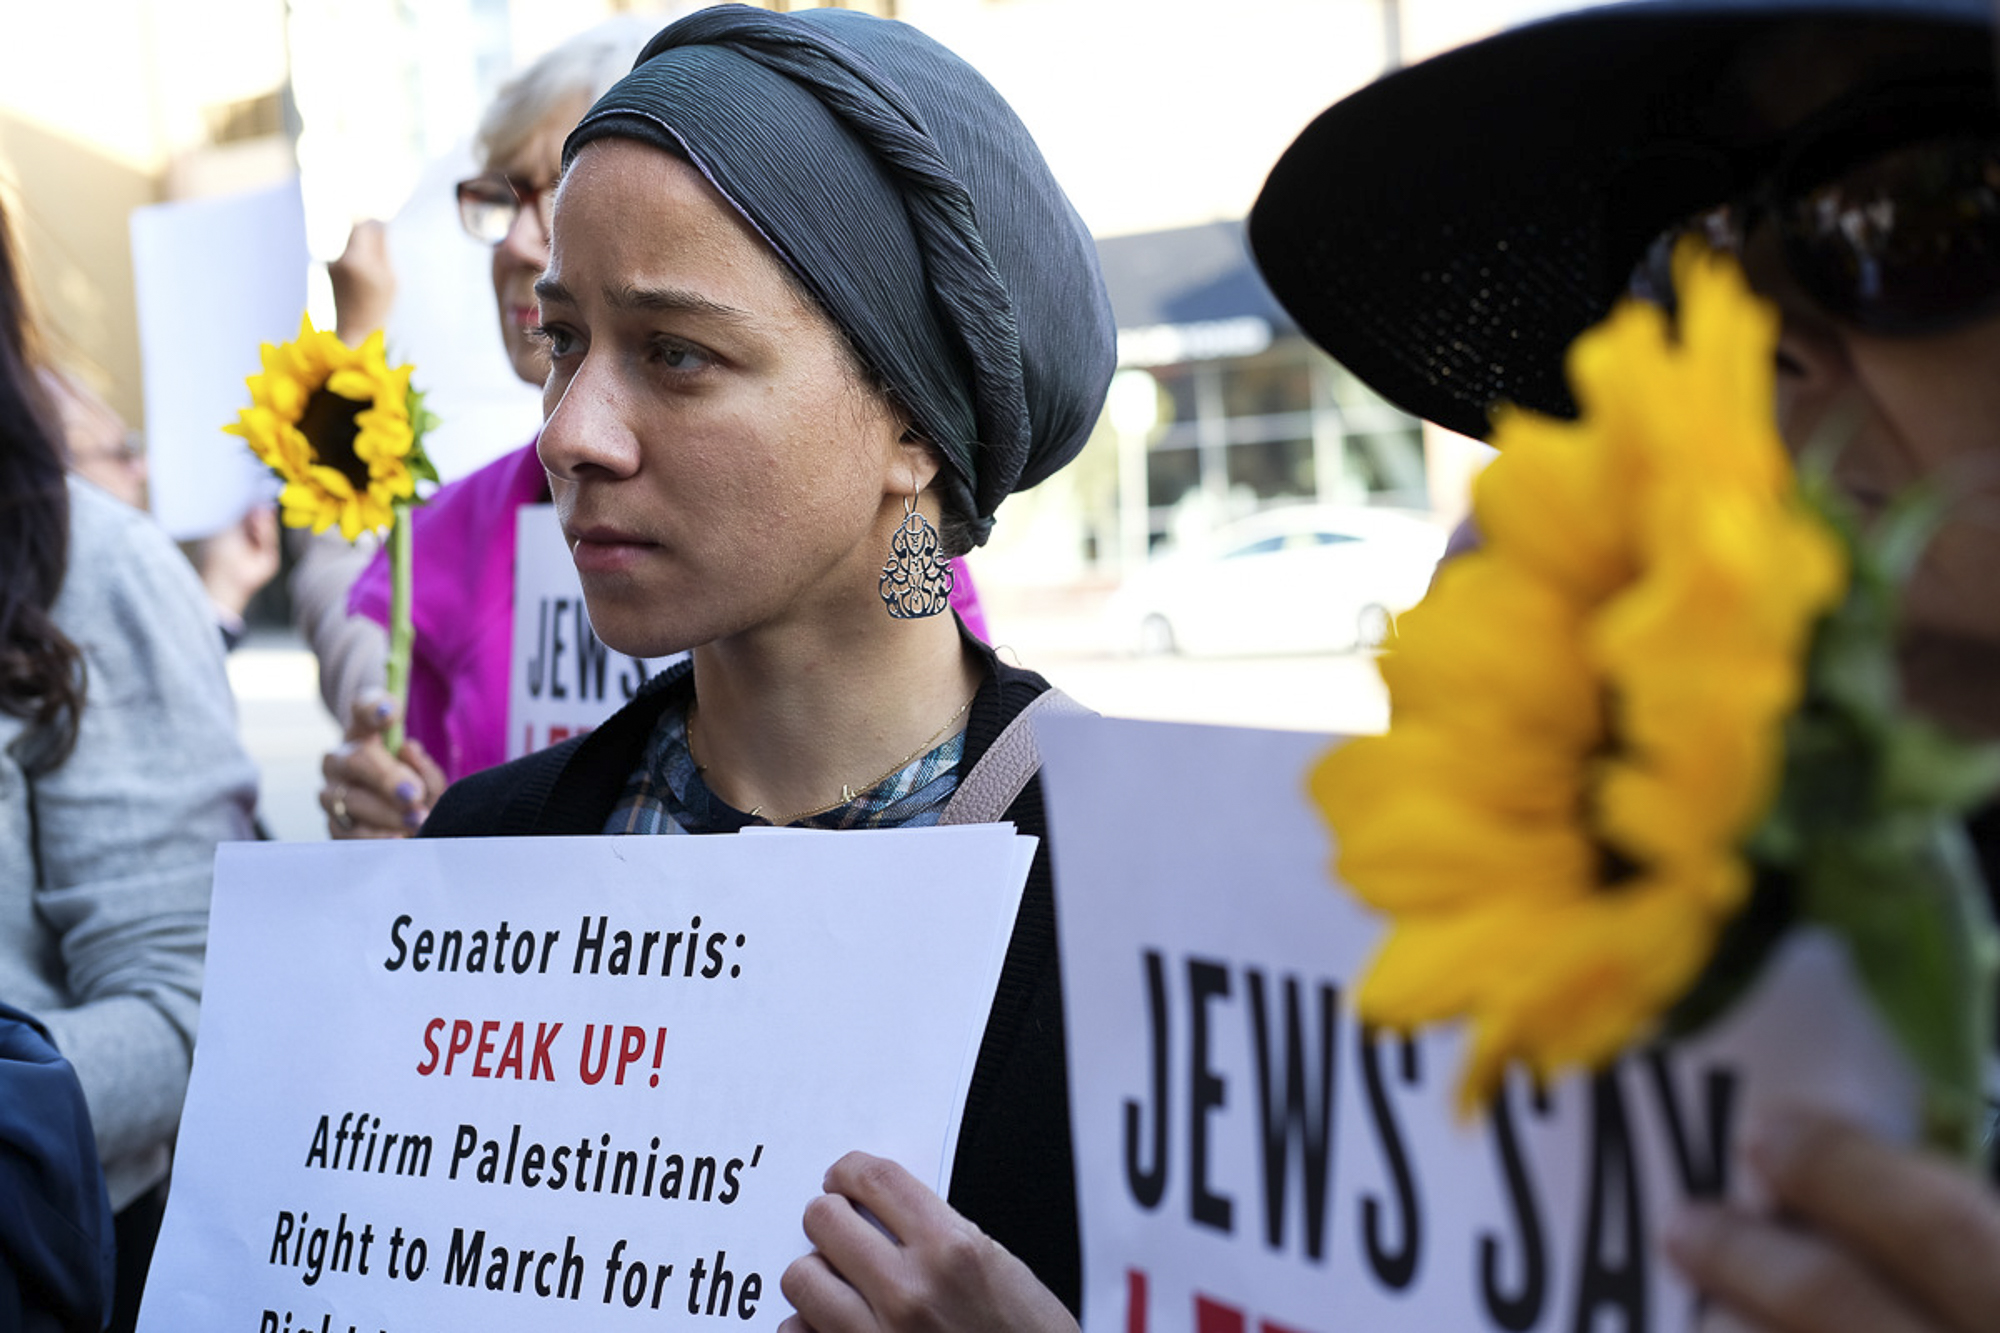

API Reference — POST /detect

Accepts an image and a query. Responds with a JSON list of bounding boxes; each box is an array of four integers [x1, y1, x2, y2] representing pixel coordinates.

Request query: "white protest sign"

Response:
[[1039, 716, 1919, 1333], [131, 180, 310, 540], [140, 828, 1032, 1333], [510, 504, 681, 759]]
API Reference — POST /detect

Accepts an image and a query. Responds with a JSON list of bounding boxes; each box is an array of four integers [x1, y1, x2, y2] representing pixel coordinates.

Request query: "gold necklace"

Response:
[[687, 690, 976, 826]]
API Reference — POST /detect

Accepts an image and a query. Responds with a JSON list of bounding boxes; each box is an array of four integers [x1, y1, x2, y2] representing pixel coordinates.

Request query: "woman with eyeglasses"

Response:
[[305, 19, 654, 839], [418, 7, 1113, 1330], [1250, 2, 2000, 1330], [314, 14, 991, 840]]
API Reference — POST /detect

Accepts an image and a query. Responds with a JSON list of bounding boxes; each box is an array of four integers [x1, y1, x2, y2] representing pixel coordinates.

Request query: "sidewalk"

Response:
[[226, 631, 340, 843]]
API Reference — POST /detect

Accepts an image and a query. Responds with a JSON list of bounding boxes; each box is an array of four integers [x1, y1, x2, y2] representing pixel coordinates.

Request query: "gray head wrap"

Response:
[[564, 4, 1115, 545]]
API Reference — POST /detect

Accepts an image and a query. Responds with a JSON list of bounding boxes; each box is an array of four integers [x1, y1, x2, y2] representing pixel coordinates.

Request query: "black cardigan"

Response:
[[423, 636, 1082, 1311]]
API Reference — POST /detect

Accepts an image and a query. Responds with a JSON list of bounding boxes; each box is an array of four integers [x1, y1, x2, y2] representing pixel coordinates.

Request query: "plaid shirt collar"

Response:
[[604, 685, 963, 835]]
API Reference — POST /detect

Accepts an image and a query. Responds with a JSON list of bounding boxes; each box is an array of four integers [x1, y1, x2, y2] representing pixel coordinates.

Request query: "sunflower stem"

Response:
[[1920, 819, 1997, 1169], [385, 502, 413, 755]]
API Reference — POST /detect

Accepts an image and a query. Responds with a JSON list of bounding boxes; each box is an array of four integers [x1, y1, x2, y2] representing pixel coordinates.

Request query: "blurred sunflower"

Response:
[[1312, 243, 1846, 1111], [224, 314, 434, 540]]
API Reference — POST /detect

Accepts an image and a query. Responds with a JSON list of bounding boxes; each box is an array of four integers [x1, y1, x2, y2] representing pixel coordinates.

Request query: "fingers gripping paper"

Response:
[[140, 828, 1032, 1332]]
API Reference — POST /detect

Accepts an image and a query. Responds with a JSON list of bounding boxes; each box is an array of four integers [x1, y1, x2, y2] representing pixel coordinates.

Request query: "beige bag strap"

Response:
[[940, 687, 1094, 826]]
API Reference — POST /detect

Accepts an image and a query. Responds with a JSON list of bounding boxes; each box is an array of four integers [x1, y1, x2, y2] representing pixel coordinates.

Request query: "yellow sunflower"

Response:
[[224, 314, 428, 541], [1312, 243, 1846, 1111]]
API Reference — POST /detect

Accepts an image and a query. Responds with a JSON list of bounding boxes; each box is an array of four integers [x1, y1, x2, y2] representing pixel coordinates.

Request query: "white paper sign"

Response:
[[140, 828, 1033, 1332], [510, 504, 681, 759], [1038, 716, 1919, 1333], [131, 180, 310, 540]]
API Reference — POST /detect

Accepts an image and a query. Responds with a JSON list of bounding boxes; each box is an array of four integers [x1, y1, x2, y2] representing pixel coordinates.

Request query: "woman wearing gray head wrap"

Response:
[[423, 6, 1114, 1331], [570, 3, 1113, 548]]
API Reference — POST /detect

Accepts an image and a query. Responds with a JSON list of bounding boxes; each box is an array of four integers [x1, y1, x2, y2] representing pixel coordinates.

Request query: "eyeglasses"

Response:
[[1626, 82, 2000, 337], [454, 172, 556, 245]]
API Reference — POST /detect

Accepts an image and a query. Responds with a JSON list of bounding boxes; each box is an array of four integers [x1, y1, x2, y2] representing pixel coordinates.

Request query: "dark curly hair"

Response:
[[0, 199, 84, 773]]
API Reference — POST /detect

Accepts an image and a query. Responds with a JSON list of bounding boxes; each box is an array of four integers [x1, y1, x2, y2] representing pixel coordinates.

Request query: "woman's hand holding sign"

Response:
[[781, 1153, 1077, 1333], [1666, 1109, 2000, 1333]]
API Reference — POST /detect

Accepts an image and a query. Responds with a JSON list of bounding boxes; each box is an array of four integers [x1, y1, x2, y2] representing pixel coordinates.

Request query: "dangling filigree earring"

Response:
[[879, 482, 955, 619]]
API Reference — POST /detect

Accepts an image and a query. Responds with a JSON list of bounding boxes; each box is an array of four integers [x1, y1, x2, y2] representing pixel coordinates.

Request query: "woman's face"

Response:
[[1752, 247, 2000, 649], [1730, 37, 2000, 653], [487, 98, 584, 387], [534, 138, 921, 660]]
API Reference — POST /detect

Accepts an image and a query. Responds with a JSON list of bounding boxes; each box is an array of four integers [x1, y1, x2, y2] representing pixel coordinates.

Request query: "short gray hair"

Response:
[[476, 14, 681, 170]]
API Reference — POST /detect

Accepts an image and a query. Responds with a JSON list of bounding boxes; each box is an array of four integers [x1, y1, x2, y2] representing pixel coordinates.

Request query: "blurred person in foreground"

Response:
[[0, 198, 258, 1329], [1250, 2, 2000, 1330], [310, 15, 992, 841], [420, 6, 1114, 1328], [0, 1001, 116, 1333]]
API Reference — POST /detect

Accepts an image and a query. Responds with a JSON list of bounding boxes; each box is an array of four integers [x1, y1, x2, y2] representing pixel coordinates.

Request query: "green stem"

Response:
[[1925, 820, 1998, 1167], [385, 502, 413, 755], [1809, 818, 1998, 1169]]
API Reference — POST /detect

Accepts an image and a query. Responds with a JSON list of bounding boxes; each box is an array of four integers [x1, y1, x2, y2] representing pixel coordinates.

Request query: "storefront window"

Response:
[[1225, 437, 1314, 499], [1151, 362, 1201, 425], [1112, 338, 1429, 563], [1222, 355, 1311, 419], [1146, 445, 1200, 509]]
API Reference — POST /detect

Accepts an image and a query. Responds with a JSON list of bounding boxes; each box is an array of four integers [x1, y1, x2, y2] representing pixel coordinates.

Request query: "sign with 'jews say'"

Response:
[[1039, 717, 1918, 1333]]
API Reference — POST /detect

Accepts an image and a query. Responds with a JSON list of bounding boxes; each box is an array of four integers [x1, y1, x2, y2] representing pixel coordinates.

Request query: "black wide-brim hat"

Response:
[[1248, 0, 1998, 442]]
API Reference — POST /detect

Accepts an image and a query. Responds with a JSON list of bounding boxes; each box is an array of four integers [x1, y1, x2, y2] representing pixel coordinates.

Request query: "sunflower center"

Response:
[[1586, 694, 1649, 892], [1594, 839, 1646, 891], [297, 388, 371, 493]]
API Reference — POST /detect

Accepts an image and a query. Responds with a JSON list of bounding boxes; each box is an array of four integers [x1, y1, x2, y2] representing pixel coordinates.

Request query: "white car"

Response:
[[1109, 506, 1448, 656]]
